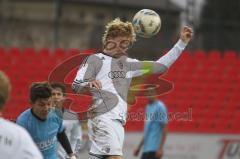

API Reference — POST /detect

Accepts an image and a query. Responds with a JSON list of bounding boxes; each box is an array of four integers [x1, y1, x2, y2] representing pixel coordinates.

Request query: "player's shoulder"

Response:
[[126, 57, 139, 62], [84, 53, 105, 64], [17, 108, 31, 121], [88, 53, 105, 59], [156, 101, 167, 111]]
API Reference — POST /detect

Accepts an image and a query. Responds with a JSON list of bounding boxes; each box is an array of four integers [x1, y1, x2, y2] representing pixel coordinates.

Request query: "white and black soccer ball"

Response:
[[132, 9, 161, 38]]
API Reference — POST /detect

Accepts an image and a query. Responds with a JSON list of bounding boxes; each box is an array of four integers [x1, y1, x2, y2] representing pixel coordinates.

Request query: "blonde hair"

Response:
[[102, 18, 136, 45], [0, 71, 11, 109]]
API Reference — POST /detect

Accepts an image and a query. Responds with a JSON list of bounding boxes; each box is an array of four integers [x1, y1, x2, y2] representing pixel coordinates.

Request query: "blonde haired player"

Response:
[[72, 18, 193, 159], [0, 71, 43, 159]]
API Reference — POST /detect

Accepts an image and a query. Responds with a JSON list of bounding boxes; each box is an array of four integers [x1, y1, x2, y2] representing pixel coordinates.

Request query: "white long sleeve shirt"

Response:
[[72, 39, 187, 124]]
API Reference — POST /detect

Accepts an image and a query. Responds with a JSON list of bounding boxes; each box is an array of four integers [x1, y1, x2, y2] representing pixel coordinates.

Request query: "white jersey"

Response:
[[72, 39, 187, 123], [73, 39, 187, 156], [0, 118, 43, 159], [57, 111, 82, 159]]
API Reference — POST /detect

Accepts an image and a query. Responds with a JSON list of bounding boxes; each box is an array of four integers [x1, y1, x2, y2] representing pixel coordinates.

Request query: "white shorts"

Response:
[[88, 116, 124, 156]]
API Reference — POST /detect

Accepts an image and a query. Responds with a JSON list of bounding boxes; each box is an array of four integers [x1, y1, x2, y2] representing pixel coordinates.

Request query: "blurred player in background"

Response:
[[0, 71, 43, 159], [16, 82, 77, 159], [134, 86, 168, 159], [50, 82, 83, 159], [72, 18, 193, 159]]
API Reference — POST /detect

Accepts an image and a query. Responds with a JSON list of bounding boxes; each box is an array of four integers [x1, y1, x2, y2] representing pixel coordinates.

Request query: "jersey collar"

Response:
[[31, 109, 47, 122]]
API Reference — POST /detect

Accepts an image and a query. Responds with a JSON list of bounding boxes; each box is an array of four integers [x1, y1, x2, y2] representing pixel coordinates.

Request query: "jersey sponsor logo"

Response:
[[36, 137, 56, 151], [108, 71, 126, 79]]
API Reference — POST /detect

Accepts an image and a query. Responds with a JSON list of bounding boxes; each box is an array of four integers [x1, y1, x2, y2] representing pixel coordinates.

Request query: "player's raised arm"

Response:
[[127, 58, 168, 78], [127, 26, 193, 78], [157, 26, 193, 68], [72, 55, 102, 93]]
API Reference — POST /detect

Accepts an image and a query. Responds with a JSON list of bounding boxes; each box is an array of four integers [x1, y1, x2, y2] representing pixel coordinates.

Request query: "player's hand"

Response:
[[133, 148, 140, 157], [180, 26, 193, 44], [155, 149, 163, 159], [68, 154, 77, 159], [88, 80, 102, 90]]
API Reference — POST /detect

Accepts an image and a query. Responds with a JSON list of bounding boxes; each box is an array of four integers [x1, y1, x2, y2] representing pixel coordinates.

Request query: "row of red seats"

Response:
[[0, 48, 239, 66], [1, 48, 240, 134]]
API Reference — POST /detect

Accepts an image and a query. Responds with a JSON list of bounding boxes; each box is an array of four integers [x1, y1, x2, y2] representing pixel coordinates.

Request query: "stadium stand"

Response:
[[1, 48, 239, 134]]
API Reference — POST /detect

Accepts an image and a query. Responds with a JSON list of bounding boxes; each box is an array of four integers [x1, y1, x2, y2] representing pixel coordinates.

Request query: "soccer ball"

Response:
[[132, 9, 161, 38]]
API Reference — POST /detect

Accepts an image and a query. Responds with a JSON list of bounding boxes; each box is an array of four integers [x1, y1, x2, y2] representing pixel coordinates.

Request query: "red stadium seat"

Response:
[[180, 50, 191, 60], [193, 50, 206, 60], [208, 50, 221, 61], [68, 48, 80, 57], [0, 47, 5, 56], [23, 48, 36, 56], [39, 48, 50, 56], [223, 50, 237, 60], [54, 48, 66, 59], [8, 47, 22, 60]]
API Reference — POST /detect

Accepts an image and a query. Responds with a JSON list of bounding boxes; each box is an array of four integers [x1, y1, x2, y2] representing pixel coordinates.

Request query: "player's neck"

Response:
[[103, 50, 127, 59], [102, 50, 112, 57], [148, 98, 157, 104], [31, 109, 47, 121]]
